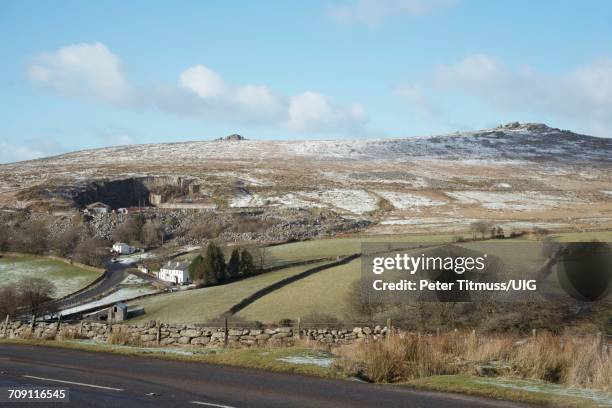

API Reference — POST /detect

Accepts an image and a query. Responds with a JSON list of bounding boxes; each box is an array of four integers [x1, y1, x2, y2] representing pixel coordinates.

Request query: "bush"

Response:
[[73, 237, 109, 267]]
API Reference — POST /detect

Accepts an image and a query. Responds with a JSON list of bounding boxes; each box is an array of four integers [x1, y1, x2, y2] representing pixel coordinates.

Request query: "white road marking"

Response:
[[22, 375, 124, 391], [190, 401, 238, 408]]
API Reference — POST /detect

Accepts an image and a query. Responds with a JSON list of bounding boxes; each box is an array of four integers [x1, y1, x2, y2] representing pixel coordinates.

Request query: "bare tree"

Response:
[[470, 220, 492, 239], [255, 247, 269, 270], [11, 220, 49, 254], [16, 277, 56, 316], [142, 220, 164, 247], [52, 226, 81, 258], [112, 219, 141, 243], [0, 284, 20, 318], [73, 238, 109, 267]]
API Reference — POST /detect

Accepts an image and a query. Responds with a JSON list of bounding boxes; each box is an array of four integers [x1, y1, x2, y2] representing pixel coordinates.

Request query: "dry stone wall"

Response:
[[0, 320, 389, 347]]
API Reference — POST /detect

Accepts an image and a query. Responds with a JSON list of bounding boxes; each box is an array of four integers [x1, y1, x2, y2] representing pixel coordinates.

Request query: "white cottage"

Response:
[[158, 261, 191, 284], [112, 242, 135, 255]]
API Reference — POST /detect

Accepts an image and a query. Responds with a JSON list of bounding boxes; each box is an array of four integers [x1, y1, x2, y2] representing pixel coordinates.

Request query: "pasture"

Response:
[[0, 254, 101, 298]]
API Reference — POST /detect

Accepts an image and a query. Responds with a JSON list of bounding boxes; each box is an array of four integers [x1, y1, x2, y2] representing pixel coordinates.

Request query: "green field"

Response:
[[237, 259, 361, 322], [0, 254, 101, 297], [131, 230, 612, 323], [549, 231, 612, 242], [129, 261, 330, 323]]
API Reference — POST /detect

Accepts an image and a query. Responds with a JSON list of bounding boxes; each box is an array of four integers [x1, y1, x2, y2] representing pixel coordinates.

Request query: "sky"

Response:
[[1, 0, 612, 163]]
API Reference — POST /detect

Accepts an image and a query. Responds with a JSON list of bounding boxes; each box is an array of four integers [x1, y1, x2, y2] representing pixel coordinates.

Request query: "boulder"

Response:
[[191, 337, 210, 345], [181, 329, 202, 338]]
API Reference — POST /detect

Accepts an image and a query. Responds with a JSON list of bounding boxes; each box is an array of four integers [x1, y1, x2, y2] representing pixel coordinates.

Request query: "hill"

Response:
[[0, 122, 610, 234]]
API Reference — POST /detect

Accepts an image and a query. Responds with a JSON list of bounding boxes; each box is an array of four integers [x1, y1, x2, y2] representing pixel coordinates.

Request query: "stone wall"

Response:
[[0, 320, 389, 347]]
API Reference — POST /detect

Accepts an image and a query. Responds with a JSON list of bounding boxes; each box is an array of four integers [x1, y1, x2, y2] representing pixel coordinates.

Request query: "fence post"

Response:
[[436, 327, 440, 337], [386, 317, 392, 341], [3, 314, 8, 337], [30, 314, 36, 335], [296, 317, 301, 340], [156, 321, 161, 345], [597, 332, 604, 357], [55, 314, 61, 338], [224, 317, 229, 347], [532, 328, 537, 339]]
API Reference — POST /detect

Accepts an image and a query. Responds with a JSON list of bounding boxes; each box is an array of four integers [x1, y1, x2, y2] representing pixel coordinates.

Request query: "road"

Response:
[[0, 344, 530, 408], [52, 262, 131, 310]]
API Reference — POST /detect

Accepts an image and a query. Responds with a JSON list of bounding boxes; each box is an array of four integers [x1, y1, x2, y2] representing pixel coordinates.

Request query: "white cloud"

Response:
[[396, 54, 612, 136], [28, 43, 368, 135], [0, 139, 64, 164], [328, 0, 457, 26], [233, 85, 282, 117], [287, 91, 367, 132], [27, 42, 133, 105], [179, 64, 226, 98]]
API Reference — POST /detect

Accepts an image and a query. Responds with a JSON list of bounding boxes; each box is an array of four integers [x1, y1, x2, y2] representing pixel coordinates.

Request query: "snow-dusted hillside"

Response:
[[3, 123, 610, 171], [0, 122, 610, 232]]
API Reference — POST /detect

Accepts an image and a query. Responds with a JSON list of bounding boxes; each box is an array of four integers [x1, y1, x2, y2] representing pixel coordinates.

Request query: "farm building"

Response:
[[158, 261, 191, 284], [84, 202, 111, 214], [112, 242, 136, 255], [108, 302, 128, 322]]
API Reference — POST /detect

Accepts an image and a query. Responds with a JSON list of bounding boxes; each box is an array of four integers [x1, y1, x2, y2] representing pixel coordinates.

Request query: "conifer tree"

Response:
[[239, 248, 255, 277], [227, 248, 241, 280]]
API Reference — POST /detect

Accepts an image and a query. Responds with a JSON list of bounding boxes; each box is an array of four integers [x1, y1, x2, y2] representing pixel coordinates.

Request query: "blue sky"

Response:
[[1, 0, 612, 162]]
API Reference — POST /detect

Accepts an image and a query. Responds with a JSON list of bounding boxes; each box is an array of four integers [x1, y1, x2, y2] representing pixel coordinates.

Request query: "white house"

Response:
[[158, 261, 191, 284], [112, 242, 135, 255]]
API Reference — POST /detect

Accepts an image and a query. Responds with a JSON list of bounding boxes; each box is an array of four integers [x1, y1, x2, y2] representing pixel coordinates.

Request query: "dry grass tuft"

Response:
[[107, 328, 142, 347], [335, 331, 611, 390]]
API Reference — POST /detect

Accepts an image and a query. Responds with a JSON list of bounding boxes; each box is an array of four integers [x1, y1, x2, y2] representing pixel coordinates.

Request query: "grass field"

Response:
[[129, 261, 330, 323], [132, 230, 611, 323], [263, 233, 457, 266], [549, 230, 612, 242], [237, 259, 361, 322], [0, 254, 101, 297]]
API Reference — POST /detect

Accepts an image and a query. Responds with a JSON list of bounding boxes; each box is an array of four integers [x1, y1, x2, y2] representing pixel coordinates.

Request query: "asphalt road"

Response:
[[0, 344, 530, 408], [53, 262, 131, 310]]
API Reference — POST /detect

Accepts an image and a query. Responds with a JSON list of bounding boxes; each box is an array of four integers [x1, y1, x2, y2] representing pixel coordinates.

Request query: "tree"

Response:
[[112, 218, 140, 243], [0, 227, 10, 251], [16, 277, 56, 316], [188, 255, 205, 282], [470, 220, 492, 239], [239, 248, 255, 277], [52, 226, 81, 258], [73, 238, 109, 267], [226, 248, 241, 280], [0, 284, 20, 318], [142, 220, 164, 247], [203, 242, 225, 284], [254, 247, 268, 270], [10, 220, 49, 254]]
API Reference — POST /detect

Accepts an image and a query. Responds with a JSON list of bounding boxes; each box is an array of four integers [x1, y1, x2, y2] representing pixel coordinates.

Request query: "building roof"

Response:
[[86, 201, 111, 209], [163, 261, 190, 271]]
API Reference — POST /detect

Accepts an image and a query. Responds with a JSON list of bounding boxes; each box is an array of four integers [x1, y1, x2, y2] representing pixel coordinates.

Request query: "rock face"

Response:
[[216, 134, 246, 141], [0, 321, 389, 347]]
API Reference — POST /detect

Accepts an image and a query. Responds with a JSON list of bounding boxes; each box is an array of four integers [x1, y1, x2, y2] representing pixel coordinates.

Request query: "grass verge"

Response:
[[407, 375, 605, 408], [0, 339, 340, 379]]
